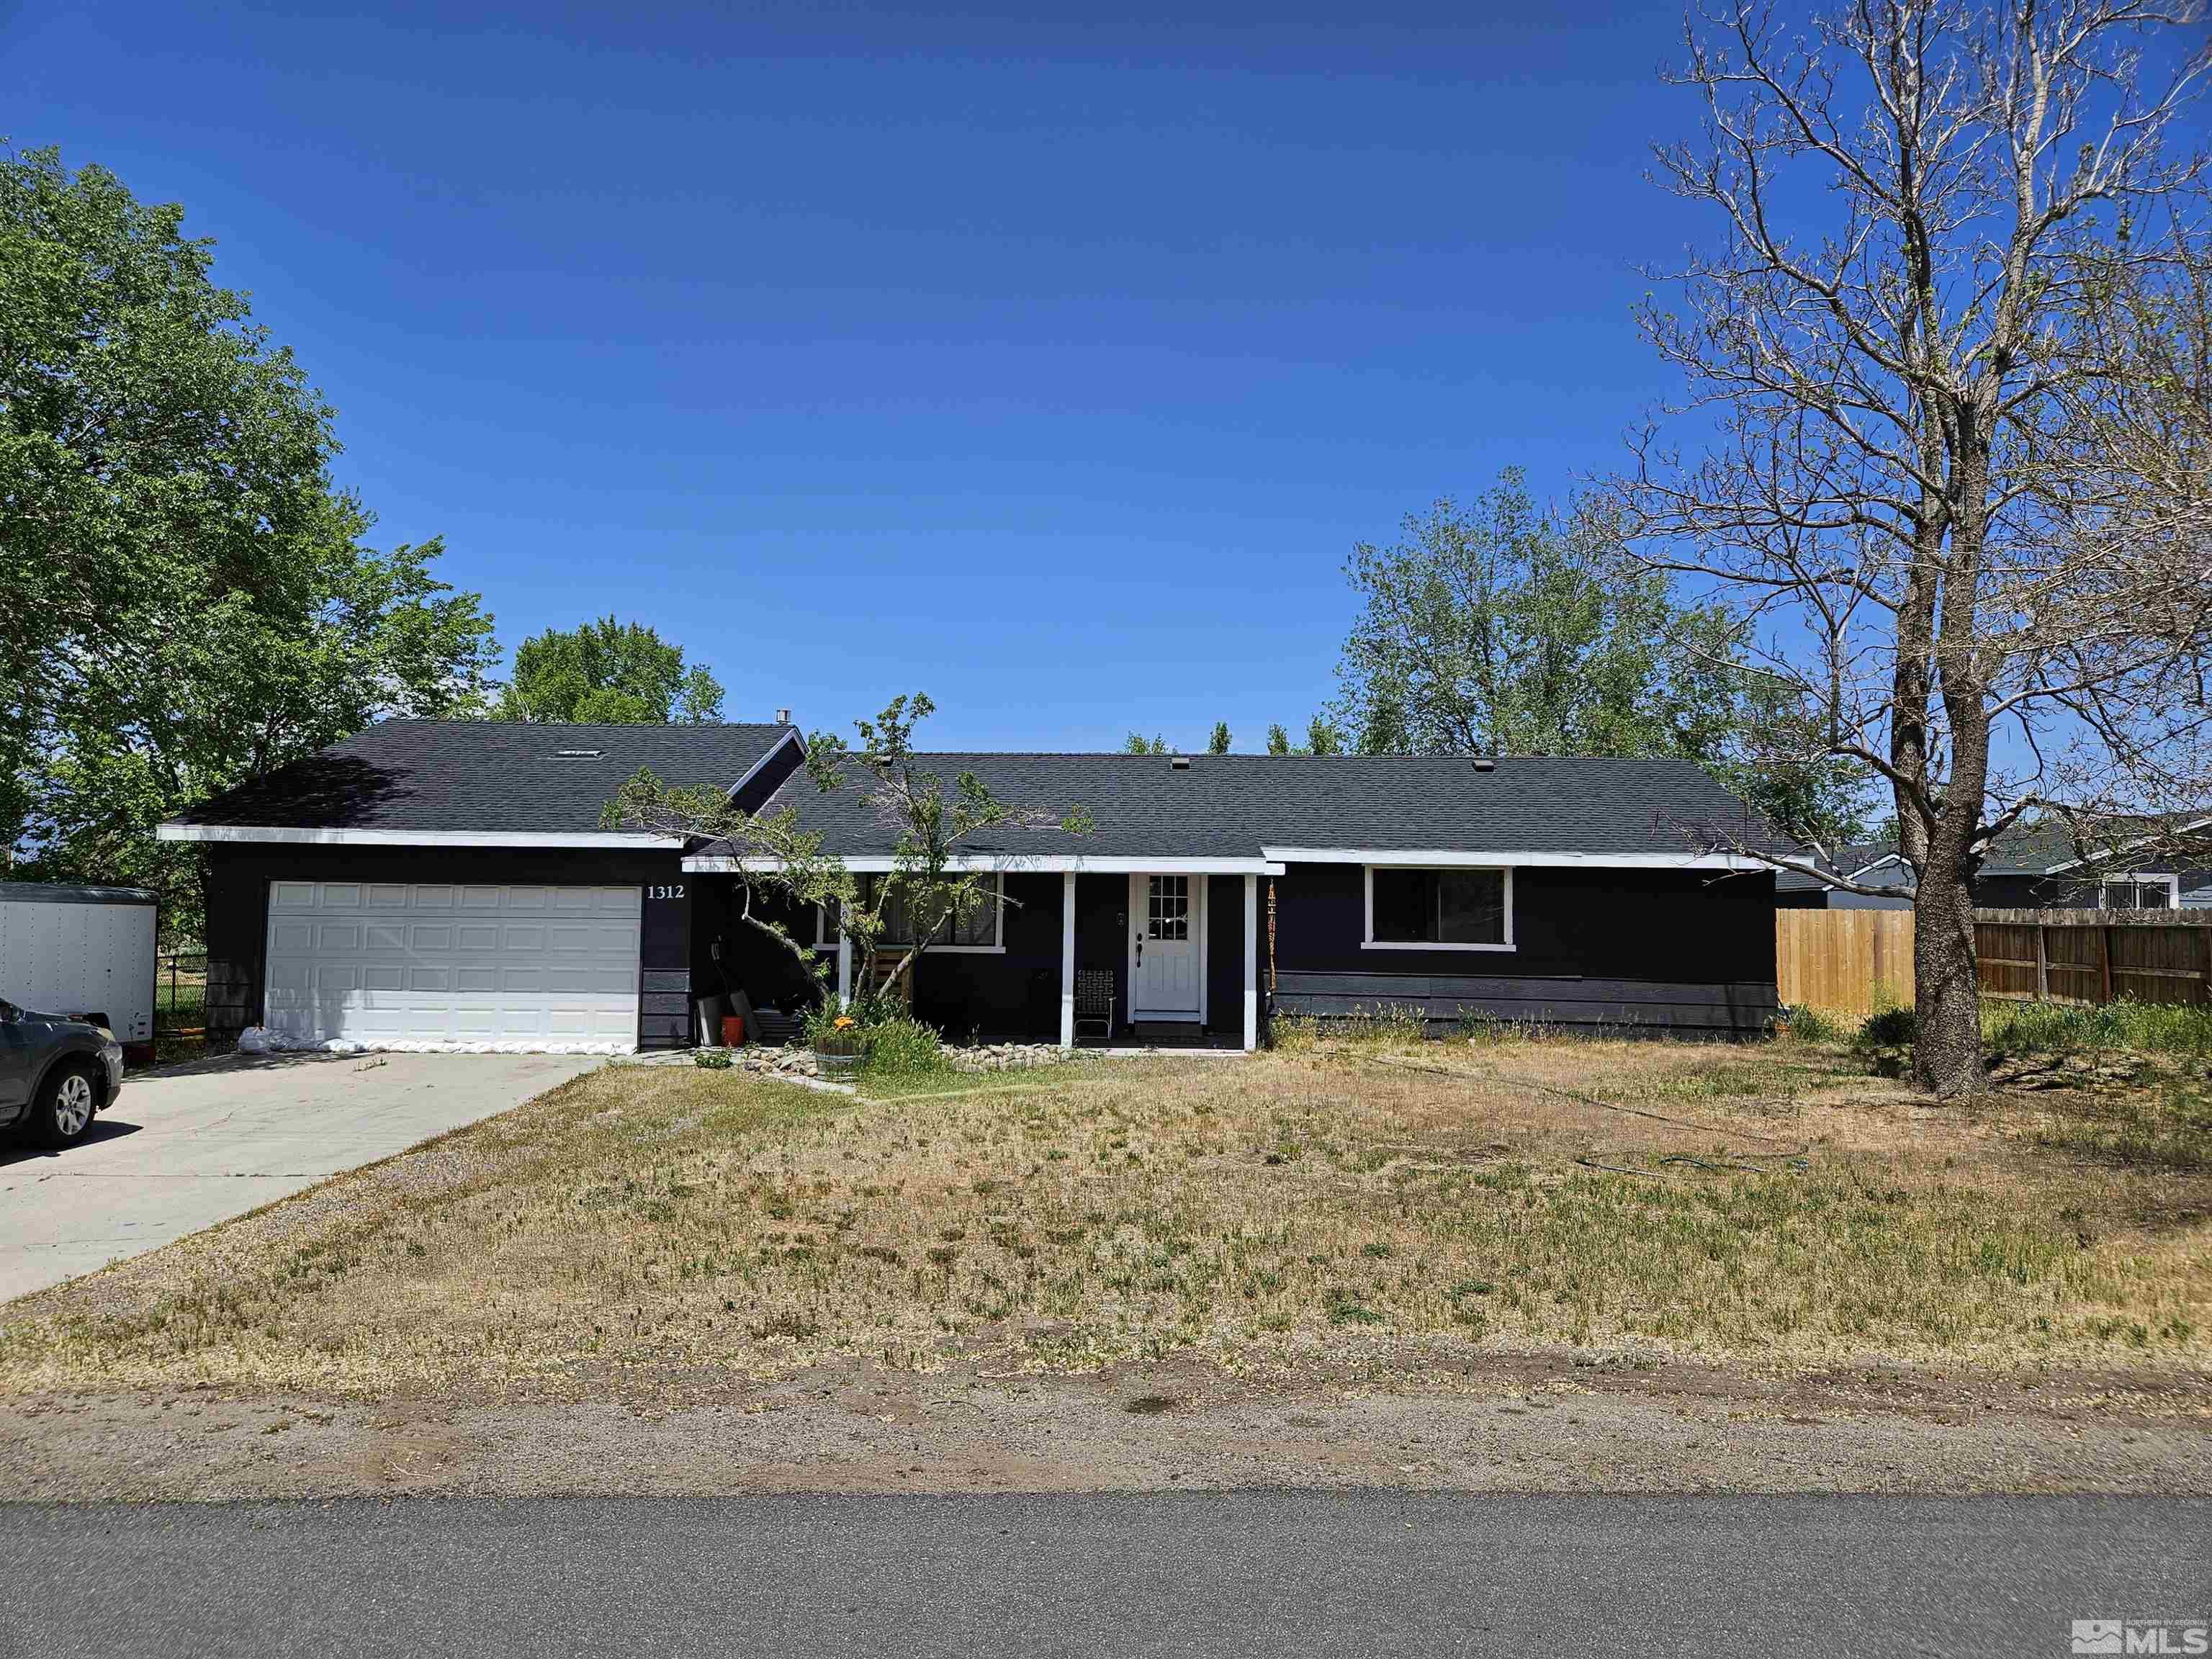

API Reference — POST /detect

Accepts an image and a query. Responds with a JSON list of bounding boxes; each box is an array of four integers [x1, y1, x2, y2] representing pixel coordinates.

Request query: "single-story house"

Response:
[[157, 720, 1790, 1053], [1776, 815, 2212, 913], [1774, 842, 1914, 910]]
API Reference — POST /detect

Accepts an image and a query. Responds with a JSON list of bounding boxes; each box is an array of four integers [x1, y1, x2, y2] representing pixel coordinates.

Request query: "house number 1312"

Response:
[[648, 884, 685, 900]]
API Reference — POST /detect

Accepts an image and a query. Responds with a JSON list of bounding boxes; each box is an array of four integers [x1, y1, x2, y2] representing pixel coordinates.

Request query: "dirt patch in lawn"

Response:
[[4, 1034, 2208, 1408]]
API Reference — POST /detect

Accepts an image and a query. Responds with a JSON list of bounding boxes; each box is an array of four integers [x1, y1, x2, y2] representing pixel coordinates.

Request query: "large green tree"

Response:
[[1328, 469, 1867, 842], [497, 616, 724, 723], [2, 147, 495, 938]]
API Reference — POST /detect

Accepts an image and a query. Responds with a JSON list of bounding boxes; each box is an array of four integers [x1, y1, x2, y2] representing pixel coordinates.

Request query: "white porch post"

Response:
[[1242, 873, 1259, 1051], [836, 927, 853, 1009], [1058, 871, 1077, 1048]]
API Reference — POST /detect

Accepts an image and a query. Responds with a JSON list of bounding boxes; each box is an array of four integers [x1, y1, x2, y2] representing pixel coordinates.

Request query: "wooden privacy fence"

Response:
[[1777, 907, 2212, 1015], [1974, 909, 2212, 1007], [1776, 909, 1915, 1017]]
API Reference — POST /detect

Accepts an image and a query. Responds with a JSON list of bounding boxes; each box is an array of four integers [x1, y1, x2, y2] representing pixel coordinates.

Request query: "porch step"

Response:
[[1125, 1020, 1205, 1041]]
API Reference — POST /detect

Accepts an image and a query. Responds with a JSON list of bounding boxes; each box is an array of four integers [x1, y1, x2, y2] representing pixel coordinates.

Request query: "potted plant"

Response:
[[809, 1008, 866, 1078]]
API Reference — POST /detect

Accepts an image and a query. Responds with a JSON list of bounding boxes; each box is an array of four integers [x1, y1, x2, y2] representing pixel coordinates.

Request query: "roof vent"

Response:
[[1169, 755, 1192, 770], [1470, 757, 1496, 773], [552, 748, 604, 759], [775, 708, 791, 725]]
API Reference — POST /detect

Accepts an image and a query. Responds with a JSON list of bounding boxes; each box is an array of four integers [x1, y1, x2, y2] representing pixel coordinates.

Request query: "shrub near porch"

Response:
[[2, 1036, 2206, 1398]]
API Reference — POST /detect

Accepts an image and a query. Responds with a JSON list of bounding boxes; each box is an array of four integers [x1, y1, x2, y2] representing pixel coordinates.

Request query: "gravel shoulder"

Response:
[[6, 1354, 2208, 1502]]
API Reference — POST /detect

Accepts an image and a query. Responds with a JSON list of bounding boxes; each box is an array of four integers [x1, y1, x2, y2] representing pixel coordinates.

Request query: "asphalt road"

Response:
[[1, 1492, 2203, 1658]]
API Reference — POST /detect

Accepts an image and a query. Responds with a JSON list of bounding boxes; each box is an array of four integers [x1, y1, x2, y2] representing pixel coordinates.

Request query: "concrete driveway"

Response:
[[0, 1051, 599, 1302]]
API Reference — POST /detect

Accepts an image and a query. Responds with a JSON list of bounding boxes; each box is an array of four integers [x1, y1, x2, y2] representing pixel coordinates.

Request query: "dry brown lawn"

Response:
[[4, 1031, 2208, 1402]]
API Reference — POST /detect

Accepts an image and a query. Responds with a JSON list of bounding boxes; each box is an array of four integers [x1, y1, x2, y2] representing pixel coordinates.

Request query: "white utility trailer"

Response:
[[0, 883, 159, 1061]]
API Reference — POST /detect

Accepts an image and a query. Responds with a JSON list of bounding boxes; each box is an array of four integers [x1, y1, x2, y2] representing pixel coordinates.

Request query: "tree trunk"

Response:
[[1910, 866, 1984, 1096], [1912, 425, 1994, 1100]]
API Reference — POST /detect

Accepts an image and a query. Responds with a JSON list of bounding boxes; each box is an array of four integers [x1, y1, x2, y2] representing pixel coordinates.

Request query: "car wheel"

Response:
[[34, 1063, 99, 1148]]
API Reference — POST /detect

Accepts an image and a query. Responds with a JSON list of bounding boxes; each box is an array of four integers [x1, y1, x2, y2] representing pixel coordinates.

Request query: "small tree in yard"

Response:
[[1622, 1, 2212, 1095], [604, 694, 1092, 1017]]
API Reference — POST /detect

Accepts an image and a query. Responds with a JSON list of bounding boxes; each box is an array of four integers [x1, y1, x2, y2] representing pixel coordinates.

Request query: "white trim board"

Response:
[[1264, 847, 1769, 871], [688, 853, 1285, 876], [723, 729, 806, 804], [158, 824, 684, 848]]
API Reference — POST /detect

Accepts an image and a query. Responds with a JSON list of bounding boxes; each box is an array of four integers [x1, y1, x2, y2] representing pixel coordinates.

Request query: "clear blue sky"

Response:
[[6, 1, 1708, 750]]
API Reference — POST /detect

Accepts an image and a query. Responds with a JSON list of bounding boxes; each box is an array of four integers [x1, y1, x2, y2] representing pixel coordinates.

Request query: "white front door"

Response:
[[1128, 873, 1204, 1020]]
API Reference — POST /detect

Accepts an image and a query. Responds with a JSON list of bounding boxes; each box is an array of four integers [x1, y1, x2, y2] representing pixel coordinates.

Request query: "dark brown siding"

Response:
[[201, 844, 689, 1046], [1075, 874, 1126, 1030], [1204, 874, 1249, 1038], [693, 884, 825, 1017], [1267, 862, 1777, 1034]]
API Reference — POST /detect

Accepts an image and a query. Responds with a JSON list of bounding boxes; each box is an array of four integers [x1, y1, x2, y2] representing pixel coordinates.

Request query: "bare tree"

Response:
[[1620, 0, 2212, 1094]]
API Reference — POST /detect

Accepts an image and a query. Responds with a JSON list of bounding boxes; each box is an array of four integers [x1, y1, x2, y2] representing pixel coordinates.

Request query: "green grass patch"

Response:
[[1985, 998, 2212, 1063]]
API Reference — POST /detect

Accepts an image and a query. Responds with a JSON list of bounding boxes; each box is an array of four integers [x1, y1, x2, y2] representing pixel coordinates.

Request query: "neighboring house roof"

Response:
[[158, 720, 799, 843], [1977, 812, 2212, 876], [702, 752, 1789, 871], [1774, 810, 2212, 898], [1773, 840, 1899, 894]]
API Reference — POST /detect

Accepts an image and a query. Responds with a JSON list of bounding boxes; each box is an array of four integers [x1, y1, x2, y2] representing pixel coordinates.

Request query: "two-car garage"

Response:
[[261, 880, 643, 1051], [156, 718, 808, 1052]]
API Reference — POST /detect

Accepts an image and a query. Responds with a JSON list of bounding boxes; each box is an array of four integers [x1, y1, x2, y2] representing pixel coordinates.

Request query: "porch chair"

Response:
[[1074, 969, 1115, 1043]]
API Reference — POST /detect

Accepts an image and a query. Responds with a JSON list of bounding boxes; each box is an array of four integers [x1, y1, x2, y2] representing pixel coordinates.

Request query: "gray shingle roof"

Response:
[[741, 752, 1788, 862], [1774, 840, 1905, 892], [1771, 811, 2212, 896], [1979, 813, 2212, 875], [170, 720, 796, 833]]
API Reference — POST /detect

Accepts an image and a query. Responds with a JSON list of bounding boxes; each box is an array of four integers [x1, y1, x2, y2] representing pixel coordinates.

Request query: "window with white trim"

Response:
[[817, 873, 1004, 950], [1364, 866, 1513, 950], [2100, 873, 2179, 911]]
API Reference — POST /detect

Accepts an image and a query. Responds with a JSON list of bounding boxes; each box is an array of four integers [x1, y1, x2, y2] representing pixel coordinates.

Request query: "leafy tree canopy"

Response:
[[2, 147, 495, 938], [498, 616, 724, 724], [1206, 721, 1231, 755], [1121, 732, 1170, 755], [1328, 469, 1868, 843]]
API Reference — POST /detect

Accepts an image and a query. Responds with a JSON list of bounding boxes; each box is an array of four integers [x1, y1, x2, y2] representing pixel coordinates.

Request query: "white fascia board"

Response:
[[722, 729, 806, 801], [1261, 846, 1771, 871], [683, 852, 1287, 876], [2037, 816, 2212, 874], [1842, 853, 1905, 880], [157, 824, 684, 849]]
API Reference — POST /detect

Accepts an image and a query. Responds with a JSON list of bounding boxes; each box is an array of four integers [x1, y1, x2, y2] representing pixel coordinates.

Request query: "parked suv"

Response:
[[0, 999, 125, 1147]]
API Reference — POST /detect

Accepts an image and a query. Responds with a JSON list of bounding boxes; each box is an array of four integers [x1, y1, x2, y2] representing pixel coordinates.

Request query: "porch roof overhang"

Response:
[[1258, 846, 1774, 871], [682, 851, 1286, 875]]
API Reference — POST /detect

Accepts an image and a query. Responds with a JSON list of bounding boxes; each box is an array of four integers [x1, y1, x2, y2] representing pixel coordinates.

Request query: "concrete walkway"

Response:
[[0, 1051, 597, 1301]]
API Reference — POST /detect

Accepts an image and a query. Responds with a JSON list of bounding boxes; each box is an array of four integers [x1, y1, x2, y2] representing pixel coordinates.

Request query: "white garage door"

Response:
[[263, 881, 642, 1052]]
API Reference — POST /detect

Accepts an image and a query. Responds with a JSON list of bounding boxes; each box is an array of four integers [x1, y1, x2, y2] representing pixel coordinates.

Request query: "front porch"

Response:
[[691, 867, 1264, 1051]]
